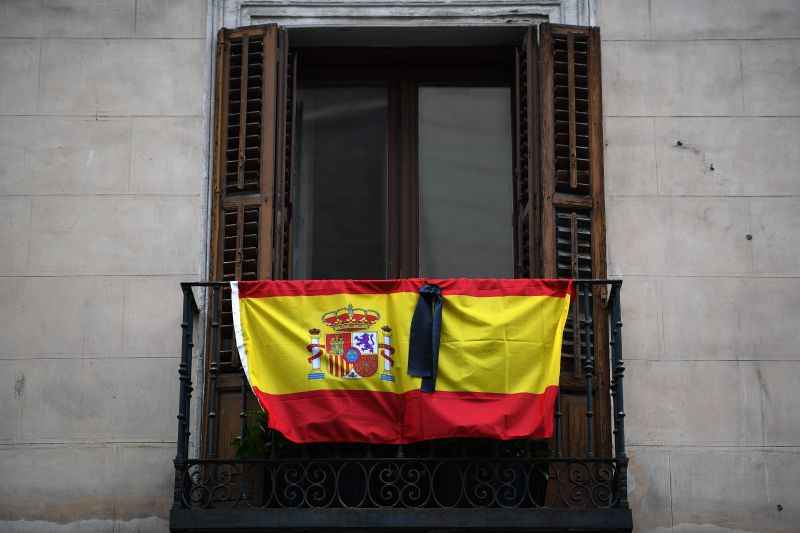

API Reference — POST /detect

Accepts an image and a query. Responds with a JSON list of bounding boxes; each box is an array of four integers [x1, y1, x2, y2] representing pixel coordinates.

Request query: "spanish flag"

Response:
[[232, 279, 572, 444]]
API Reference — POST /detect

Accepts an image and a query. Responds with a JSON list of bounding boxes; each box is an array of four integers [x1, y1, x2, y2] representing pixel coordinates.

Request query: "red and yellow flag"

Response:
[[232, 279, 572, 444]]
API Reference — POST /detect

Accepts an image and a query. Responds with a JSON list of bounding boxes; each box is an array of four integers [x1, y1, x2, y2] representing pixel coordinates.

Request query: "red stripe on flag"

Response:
[[236, 279, 574, 299], [252, 386, 558, 444]]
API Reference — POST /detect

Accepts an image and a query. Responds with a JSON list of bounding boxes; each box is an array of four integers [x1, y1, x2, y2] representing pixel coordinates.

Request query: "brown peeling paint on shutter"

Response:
[[205, 24, 292, 458], [537, 23, 610, 459]]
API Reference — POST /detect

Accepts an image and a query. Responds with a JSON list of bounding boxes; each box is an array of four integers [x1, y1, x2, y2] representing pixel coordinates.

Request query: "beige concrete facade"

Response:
[[0, 1, 207, 531], [0, 1, 798, 532], [601, 1, 800, 531]]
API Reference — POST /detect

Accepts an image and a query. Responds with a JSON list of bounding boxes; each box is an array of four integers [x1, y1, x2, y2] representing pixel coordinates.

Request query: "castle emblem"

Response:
[[305, 304, 394, 382]]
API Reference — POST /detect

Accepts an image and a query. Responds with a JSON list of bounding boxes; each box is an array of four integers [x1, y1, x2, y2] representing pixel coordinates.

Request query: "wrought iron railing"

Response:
[[171, 280, 630, 531]]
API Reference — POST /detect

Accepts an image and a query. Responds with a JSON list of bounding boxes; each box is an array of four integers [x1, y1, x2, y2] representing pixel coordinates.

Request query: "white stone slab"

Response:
[[0, 197, 31, 274], [751, 198, 800, 275], [135, 0, 206, 38], [668, 447, 796, 531], [597, 0, 651, 41], [756, 363, 800, 446], [743, 40, 800, 116], [618, 277, 663, 359], [123, 276, 184, 355], [652, 0, 800, 40], [763, 449, 800, 527], [0, 39, 38, 114], [606, 197, 669, 276], [603, 41, 743, 117], [39, 38, 205, 116], [660, 276, 751, 361], [626, 446, 672, 532], [626, 360, 763, 446], [604, 117, 658, 195], [659, 277, 800, 362], [655, 117, 800, 196], [16, 357, 178, 443], [0, 117, 32, 194], [0, 360, 22, 443], [0, 0, 43, 38], [112, 444, 174, 520], [0, 444, 115, 521], [28, 196, 201, 275], [663, 197, 752, 275], [607, 197, 752, 275], [0, 276, 124, 357], [746, 278, 800, 361], [0, 116, 131, 195], [131, 117, 204, 194], [42, 0, 134, 38]]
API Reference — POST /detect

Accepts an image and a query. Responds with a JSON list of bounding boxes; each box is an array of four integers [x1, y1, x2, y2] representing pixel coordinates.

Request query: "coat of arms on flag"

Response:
[[306, 304, 395, 381]]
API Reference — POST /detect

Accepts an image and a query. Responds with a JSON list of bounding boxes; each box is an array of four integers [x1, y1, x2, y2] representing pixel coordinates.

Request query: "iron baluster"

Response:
[[173, 283, 195, 507], [206, 284, 222, 458], [581, 283, 594, 458], [609, 283, 629, 508], [240, 368, 248, 442], [554, 389, 562, 457]]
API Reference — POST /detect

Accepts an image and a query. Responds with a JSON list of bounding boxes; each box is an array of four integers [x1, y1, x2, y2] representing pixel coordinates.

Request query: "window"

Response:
[[205, 23, 610, 461], [289, 46, 516, 279]]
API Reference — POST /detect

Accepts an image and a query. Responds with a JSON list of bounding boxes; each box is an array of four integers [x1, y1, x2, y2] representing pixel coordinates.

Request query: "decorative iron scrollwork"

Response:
[[178, 457, 620, 510]]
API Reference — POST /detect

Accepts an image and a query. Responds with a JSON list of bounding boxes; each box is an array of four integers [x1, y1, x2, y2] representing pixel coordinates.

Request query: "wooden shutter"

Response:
[[205, 24, 295, 458], [536, 23, 610, 458]]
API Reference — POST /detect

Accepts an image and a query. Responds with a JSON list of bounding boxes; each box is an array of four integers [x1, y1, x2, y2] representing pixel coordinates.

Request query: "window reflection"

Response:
[[418, 87, 514, 278], [292, 87, 388, 279]]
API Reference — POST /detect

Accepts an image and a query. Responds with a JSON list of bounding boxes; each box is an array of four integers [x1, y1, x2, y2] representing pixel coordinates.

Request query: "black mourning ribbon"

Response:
[[407, 284, 443, 393]]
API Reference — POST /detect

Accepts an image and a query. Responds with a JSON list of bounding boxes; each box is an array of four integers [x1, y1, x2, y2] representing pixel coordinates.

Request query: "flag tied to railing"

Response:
[[232, 279, 573, 444]]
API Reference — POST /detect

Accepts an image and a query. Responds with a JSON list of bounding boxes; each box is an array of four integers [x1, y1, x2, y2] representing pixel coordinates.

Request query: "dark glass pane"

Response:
[[418, 87, 514, 278], [292, 87, 388, 279]]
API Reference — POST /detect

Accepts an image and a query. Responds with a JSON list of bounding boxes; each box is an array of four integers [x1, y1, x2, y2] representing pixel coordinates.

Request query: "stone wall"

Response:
[[600, 1, 800, 531], [0, 1, 207, 531]]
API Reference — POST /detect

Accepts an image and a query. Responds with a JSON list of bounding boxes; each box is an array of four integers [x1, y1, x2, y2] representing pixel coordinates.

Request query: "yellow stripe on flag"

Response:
[[237, 292, 569, 396]]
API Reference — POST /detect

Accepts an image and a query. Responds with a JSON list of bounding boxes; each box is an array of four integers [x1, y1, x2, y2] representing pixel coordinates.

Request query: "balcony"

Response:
[[170, 280, 632, 532]]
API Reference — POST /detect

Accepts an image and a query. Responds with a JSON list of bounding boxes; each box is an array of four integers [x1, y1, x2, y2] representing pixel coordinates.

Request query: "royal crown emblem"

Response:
[[305, 303, 394, 382], [321, 304, 380, 332]]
